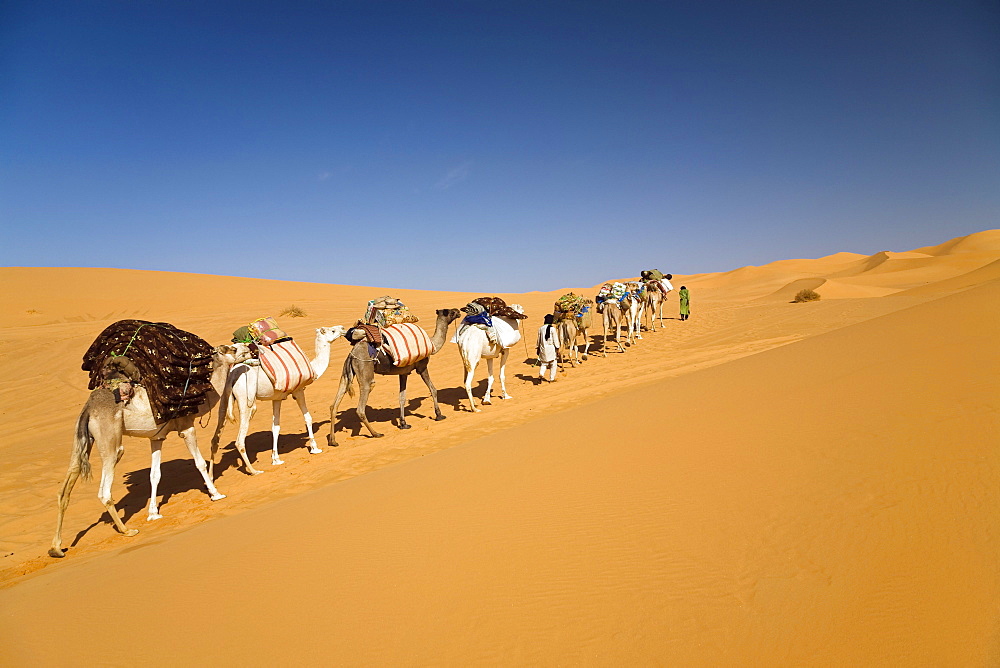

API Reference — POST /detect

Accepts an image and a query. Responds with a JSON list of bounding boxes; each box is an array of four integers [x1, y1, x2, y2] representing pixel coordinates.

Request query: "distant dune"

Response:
[[1, 230, 997, 665]]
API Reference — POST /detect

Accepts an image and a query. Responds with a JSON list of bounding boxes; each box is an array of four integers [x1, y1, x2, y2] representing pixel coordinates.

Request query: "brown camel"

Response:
[[49, 344, 249, 558], [556, 307, 594, 367], [327, 308, 461, 446], [598, 297, 629, 356], [642, 279, 665, 330]]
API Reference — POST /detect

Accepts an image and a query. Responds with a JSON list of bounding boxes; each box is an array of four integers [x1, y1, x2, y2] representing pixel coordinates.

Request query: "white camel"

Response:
[[625, 282, 645, 341], [211, 325, 346, 476], [49, 343, 251, 558], [455, 305, 524, 412]]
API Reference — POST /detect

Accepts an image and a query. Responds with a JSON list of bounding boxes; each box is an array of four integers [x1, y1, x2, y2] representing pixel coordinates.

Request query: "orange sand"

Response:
[[1, 231, 997, 665]]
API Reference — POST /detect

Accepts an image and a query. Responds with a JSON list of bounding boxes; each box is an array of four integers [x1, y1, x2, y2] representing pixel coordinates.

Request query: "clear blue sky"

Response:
[[2, 1, 998, 291]]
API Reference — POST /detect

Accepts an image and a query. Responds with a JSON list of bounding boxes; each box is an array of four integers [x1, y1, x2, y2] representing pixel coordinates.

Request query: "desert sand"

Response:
[[1, 230, 998, 665]]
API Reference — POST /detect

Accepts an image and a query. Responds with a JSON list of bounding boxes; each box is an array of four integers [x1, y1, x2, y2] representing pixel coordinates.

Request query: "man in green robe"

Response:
[[679, 286, 690, 321]]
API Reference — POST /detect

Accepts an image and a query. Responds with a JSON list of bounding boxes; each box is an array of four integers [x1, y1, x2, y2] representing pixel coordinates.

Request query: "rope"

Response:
[[112, 322, 199, 425]]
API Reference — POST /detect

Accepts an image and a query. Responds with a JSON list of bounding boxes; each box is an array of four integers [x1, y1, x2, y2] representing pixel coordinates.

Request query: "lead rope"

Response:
[[518, 318, 532, 365]]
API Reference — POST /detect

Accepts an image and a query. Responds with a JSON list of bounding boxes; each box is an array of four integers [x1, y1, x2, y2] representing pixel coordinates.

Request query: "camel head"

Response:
[[436, 308, 463, 324], [317, 325, 347, 343], [213, 343, 253, 366]]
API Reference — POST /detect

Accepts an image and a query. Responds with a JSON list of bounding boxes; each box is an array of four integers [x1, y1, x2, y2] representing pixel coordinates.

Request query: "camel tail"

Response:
[[342, 355, 356, 398], [74, 405, 95, 481]]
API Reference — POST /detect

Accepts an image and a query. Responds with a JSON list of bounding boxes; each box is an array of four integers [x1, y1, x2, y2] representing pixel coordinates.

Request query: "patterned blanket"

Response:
[[472, 296, 528, 320], [82, 320, 215, 423]]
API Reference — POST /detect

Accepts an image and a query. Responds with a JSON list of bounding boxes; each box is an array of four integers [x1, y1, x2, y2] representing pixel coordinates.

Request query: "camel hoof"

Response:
[[272, 459, 284, 466], [147, 513, 163, 522], [372, 432, 384, 438], [309, 447, 322, 454], [48, 547, 65, 558], [210, 493, 226, 501], [398, 423, 412, 430], [473, 407, 482, 413], [435, 414, 446, 421], [501, 395, 513, 400], [581, 354, 588, 360], [124, 528, 139, 537], [482, 399, 492, 405]]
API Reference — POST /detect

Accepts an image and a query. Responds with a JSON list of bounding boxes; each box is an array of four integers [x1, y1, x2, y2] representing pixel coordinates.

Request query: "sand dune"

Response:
[[913, 228, 1000, 256], [1, 230, 998, 665]]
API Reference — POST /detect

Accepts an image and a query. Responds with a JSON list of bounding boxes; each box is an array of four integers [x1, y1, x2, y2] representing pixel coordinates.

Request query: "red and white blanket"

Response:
[[258, 340, 315, 393], [382, 323, 433, 367]]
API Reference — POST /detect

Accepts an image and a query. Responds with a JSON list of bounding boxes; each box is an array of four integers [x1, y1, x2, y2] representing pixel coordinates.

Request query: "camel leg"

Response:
[[95, 437, 137, 537], [179, 426, 226, 501], [397, 374, 412, 429], [271, 400, 284, 465], [355, 376, 383, 438], [147, 439, 165, 521], [49, 466, 82, 557], [49, 429, 91, 558], [209, 369, 234, 479], [483, 358, 494, 405], [293, 390, 321, 454], [232, 393, 263, 475], [498, 349, 512, 400], [327, 373, 352, 447], [463, 357, 480, 413], [602, 311, 609, 358], [418, 365, 446, 421]]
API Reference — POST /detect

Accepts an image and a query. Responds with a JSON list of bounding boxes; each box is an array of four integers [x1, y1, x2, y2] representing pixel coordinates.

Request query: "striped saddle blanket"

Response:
[[382, 323, 433, 367], [258, 339, 315, 393]]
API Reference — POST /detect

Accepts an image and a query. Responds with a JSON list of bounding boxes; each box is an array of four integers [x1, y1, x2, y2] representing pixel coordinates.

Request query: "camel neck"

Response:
[[310, 332, 332, 377]]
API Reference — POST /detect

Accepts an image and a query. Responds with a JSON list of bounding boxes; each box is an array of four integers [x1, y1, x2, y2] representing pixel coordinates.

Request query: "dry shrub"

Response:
[[793, 289, 821, 303], [279, 305, 307, 317]]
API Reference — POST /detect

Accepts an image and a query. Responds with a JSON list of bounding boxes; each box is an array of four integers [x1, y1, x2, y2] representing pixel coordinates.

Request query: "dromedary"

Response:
[[49, 344, 250, 558], [327, 308, 462, 446], [625, 281, 646, 341], [556, 306, 594, 367], [642, 279, 665, 330], [211, 325, 346, 476], [599, 296, 630, 356], [455, 304, 525, 412]]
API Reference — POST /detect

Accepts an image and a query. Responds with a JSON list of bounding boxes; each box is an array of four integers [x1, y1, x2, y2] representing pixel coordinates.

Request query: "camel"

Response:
[[642, 279, 665, 330], [210, 325, 347, 476], [556, 307, 594, 367], [49, 344, 250, 558], [598, 296, 630, 356], [625, 282, 646, 341], [455, 304, 524, 412], [327, 308, 462, 446]]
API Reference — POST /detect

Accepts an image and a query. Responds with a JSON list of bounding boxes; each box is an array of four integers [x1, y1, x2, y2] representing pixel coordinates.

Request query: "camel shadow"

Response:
[[211, 423, 333, 476], [329, 394, 445, 436], [436, 378, 522, 412], [69, 457, 216, 548]]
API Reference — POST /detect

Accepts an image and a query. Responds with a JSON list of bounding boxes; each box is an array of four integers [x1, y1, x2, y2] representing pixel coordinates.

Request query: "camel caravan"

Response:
[[48, 271, 681, 558]]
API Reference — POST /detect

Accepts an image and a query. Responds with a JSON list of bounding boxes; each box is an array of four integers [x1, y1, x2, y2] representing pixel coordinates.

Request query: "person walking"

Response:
[[536, 314, 561, 382], [679, 286, 690, 321]]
